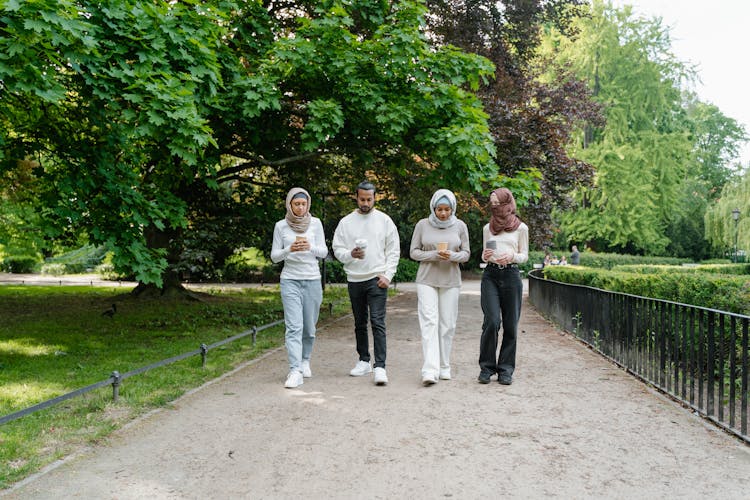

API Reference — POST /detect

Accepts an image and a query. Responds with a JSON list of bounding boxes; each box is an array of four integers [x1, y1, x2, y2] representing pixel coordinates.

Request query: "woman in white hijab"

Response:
[[409, 189, 470, 385], [271, 187, 328, 388]]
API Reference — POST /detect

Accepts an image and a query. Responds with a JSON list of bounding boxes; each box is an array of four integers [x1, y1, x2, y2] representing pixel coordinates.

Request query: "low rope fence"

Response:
[[1, 298, 346, 426]]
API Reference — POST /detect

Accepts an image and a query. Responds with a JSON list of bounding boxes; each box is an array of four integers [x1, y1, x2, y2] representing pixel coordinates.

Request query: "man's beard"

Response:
[[358, 205, 372, 213]]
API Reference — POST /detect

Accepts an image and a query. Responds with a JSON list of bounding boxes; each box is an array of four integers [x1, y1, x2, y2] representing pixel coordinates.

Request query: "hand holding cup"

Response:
[[353, 238, 367, 259], [436, 242, 450, 260], [293, 235, 309, 252]]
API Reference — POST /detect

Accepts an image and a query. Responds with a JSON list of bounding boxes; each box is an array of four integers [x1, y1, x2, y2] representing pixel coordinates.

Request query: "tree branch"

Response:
[[216, 151, 322, 180]]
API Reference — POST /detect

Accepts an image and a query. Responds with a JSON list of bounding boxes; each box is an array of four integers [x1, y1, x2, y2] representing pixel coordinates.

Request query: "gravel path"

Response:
[[4, 281, 750, 499]]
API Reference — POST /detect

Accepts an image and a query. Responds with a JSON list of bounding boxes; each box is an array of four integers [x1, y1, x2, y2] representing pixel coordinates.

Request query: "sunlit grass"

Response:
[[0, 382, 72, 409], [0, 339, 63, 357], [0, 283, 350, 488]]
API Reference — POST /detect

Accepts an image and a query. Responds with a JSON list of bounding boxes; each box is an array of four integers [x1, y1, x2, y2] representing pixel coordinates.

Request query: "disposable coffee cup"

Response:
[[436, 242, 448, 252], [355, 238, 367, 249]]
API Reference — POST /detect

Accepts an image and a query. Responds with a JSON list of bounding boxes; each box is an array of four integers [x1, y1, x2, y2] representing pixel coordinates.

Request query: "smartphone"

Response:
[[486, 240, 497, 250]]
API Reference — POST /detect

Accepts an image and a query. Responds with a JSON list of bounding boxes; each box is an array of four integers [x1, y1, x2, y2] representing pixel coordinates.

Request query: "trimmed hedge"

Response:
[[0, 255, 39, 273], [527, 250, 689, 270], [542, 265, 750, 315]]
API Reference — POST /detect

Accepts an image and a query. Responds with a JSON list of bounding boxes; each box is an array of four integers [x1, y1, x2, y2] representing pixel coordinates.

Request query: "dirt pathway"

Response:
[[5, 283, 750, 499]]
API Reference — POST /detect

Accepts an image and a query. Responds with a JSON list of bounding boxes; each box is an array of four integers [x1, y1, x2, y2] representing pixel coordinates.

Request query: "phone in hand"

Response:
[[486, 240, 497, 250]]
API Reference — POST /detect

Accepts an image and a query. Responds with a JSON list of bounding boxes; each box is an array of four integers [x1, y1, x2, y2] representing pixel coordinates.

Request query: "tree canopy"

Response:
[[542, 0, 746, 256], [425, 0, 602, 246], [1, 0, 501, 287]]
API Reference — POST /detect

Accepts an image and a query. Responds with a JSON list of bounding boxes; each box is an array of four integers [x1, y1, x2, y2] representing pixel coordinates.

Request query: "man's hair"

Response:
[[355, 181, 376, 195]]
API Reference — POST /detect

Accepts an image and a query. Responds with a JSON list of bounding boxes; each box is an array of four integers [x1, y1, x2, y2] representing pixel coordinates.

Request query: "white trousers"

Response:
[[416, 284, 460, 377]]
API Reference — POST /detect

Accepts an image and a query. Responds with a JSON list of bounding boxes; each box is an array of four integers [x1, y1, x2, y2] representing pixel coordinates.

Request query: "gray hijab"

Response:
[[428, 189, 458, 229]]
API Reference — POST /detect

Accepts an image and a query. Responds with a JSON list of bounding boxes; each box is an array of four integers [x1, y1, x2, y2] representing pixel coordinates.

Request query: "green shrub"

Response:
[[394, 258, 419, 283], [40, 263, 67, 276], [94, 252, 135, 281], [222, 248, 278, 283], [323, 259, 347, 283], [1, 255, 40, 273], [542, 265, 750, 314]]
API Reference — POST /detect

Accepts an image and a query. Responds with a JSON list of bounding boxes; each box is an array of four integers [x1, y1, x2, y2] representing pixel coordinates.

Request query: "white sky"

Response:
[[608, 0, 750, 166]]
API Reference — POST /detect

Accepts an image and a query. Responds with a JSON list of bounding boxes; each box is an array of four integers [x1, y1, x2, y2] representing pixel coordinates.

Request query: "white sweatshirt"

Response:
[[270, 217, 328, 280], [332, 209, 400, 282]]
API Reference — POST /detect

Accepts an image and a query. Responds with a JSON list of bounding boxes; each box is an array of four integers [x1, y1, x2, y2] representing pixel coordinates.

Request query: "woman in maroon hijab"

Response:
[[477, 188, 529, 385]]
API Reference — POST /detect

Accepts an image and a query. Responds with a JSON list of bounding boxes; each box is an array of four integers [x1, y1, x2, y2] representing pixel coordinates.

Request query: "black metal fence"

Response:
[[528, 270, 749, 444]]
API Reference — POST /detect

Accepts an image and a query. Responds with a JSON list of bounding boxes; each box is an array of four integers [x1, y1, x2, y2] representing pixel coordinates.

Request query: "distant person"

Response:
[[332, 181, 400, 386], [271, 188, 328, 389], [543, 251, 551, 268], [478, 188, 528, 385], [559, 256, 568, 265], [409, 189, 470, 386], [570, 245, 580, 265]]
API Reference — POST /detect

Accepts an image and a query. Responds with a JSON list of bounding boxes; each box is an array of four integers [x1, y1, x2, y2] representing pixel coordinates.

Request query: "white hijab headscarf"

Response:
[[285, 187, 311, 233], [428, 188, 458, 229]]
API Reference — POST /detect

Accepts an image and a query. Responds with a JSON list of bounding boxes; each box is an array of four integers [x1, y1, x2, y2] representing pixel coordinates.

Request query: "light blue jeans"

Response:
[[280, 279, 323, 372]]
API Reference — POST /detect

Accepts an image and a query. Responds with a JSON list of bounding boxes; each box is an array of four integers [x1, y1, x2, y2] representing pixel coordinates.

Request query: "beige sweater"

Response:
[[482, 223, 529, 264], [409, 218, 470, 288]]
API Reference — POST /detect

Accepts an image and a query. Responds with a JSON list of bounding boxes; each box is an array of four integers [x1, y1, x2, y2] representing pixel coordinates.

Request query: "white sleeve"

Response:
[[332, 217, 356, 263], [270, 222, 290, 264], [383, 216, 401, 281], [513, 224, 529, 264], [310, 218, 328, 259]]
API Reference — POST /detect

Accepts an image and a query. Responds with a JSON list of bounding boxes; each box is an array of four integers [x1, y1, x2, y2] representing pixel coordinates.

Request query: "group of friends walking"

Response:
[[271, 181, 528, 389]]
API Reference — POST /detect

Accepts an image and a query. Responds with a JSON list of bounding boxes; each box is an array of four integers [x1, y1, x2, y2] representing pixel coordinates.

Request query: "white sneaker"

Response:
[[422, 374, 437, 386], [284, 371, 303, 389], [350, 360, 372, 376], [301, 359, 312, 378], [439, 368, 451, 380], [373, 367, 388, 385]]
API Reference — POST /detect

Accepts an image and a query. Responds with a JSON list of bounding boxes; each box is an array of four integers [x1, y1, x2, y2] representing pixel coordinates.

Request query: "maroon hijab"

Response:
[[489, 188, 521, 235]]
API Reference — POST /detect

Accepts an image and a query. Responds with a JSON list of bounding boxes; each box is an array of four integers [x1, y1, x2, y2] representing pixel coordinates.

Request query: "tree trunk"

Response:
[[130, 224, 201, 300]]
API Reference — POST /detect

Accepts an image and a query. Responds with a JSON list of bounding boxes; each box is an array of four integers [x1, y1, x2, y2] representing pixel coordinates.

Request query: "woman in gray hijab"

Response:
[[409, 189, 470, 386], [271, 188, 328, 388]]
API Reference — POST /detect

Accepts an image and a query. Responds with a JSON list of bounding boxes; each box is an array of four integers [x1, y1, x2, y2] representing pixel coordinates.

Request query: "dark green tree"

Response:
[[1, 1, 501, 290], [424, 0, 603, 247]]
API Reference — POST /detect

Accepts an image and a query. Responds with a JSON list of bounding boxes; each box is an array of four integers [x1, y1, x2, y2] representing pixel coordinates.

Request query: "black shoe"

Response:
[[498, 375, 513, 385], [477, 372, 492, 384]]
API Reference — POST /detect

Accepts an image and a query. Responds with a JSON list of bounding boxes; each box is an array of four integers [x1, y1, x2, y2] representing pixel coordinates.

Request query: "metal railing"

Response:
[[528, 270, 749, 444]]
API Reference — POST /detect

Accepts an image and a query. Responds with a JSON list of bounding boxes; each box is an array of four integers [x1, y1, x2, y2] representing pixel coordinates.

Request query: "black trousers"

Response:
[[348, 278, 388, 368], [479, 266, 522, 377]]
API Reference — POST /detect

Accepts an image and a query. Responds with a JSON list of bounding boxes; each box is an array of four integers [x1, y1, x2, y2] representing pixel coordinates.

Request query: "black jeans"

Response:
[[348, 278, 388, 368], [479, 266, 522, 377]]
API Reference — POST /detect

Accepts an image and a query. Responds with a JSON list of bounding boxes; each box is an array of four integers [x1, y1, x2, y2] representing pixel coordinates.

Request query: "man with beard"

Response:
[[332, 181, 400, 386]]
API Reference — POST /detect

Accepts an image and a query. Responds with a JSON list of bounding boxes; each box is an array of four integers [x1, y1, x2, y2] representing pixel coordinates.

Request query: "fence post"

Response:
[[200, 343, 208, 368], [252, 326, 257, 347], [111, 371, 121, 402]]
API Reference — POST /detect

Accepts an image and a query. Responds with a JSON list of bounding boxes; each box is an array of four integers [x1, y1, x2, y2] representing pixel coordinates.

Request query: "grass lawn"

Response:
[[0, 283, 350, 488]]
